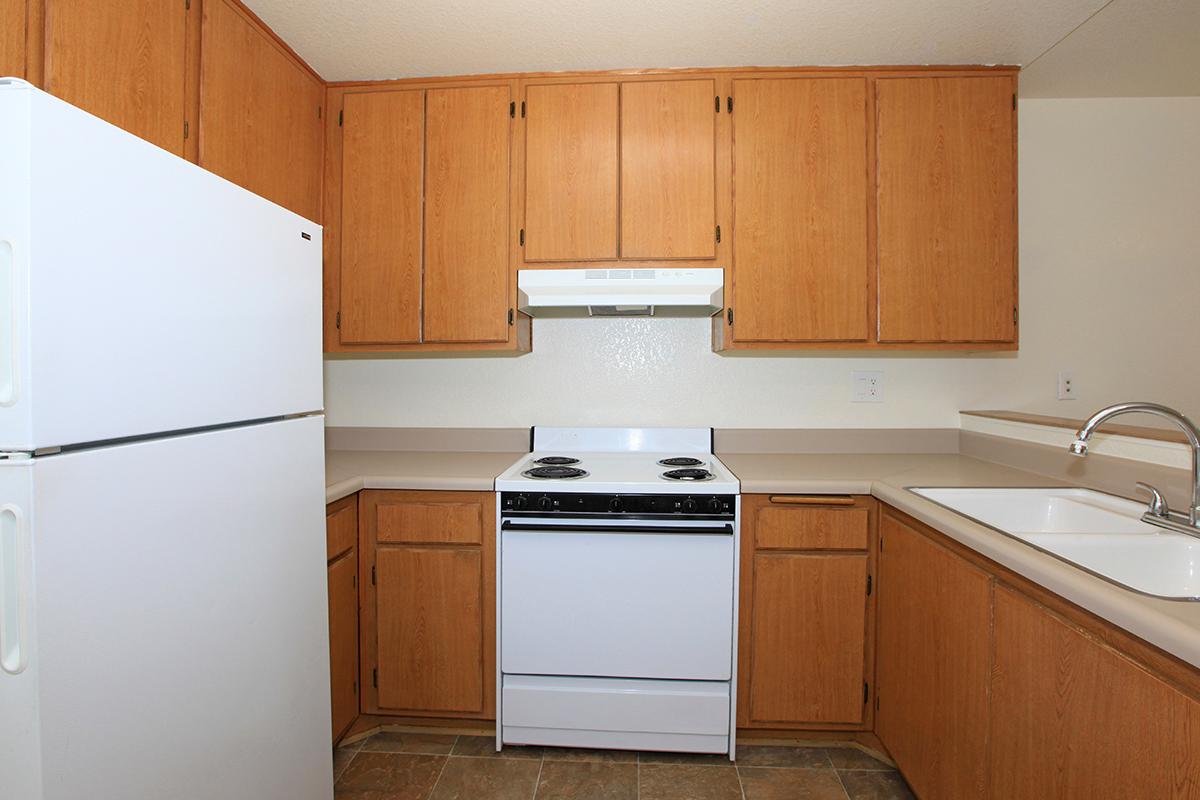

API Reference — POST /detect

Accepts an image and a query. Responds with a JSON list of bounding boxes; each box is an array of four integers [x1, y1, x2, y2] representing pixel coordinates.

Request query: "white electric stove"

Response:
[[495, 427, 741, 759]]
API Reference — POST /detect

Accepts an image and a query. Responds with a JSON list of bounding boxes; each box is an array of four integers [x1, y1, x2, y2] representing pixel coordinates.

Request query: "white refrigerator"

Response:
[[0, 80, 333, 799]]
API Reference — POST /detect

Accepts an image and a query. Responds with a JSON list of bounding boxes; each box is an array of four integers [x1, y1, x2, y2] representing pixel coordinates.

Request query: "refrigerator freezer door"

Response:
[[0, 415, 331, 800], [0, 81, 322, 451]]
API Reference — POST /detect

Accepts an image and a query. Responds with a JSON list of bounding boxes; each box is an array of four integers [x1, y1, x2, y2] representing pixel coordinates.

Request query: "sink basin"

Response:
[[910, 488, 1200, 600]]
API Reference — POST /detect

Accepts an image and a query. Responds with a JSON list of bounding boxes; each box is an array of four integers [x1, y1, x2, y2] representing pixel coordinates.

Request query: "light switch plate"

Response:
[[852, 370, 884, 403]]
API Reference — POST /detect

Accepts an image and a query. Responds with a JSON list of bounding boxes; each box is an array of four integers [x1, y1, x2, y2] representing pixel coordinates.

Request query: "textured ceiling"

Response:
[[242, 0, 1109, 82], [1020, 0, 1200, 97]]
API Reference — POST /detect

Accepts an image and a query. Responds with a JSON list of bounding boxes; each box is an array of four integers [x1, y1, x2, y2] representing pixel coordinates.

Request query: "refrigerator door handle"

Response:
[[0, 239, 16, 407], [0, 503, 28, 674]]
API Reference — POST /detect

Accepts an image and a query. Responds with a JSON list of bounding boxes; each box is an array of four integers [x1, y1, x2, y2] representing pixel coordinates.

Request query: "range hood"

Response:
[[517, 268, 724, 318]]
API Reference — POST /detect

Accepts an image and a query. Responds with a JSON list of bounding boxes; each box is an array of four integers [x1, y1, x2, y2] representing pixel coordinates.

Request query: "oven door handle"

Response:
[[501, 521, 733, 535]]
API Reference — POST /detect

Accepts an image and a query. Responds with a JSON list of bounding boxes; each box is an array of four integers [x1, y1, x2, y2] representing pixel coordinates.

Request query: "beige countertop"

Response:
[[326, 447, 1200, 669]]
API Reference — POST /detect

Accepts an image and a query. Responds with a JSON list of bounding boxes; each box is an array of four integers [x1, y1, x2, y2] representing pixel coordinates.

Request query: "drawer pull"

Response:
[[768, 495, 855, 506]]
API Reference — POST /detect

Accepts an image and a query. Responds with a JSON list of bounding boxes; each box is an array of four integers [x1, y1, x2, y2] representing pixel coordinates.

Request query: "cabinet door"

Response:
[[749, 553, 867, 724], [45, 0, 187, 154], [731, 78, 869, 342], [524, 82, 619, 261], [1, 0, 24, 79], [990, 586, 1200, 799], [876, 76, 1016, 342], [620, 79, 716, 259], [327, 552, 358, 740], [376, 546, 484, 713], [339, 90, 424, 345], [424, 85, 511, 343], [199, 0, 323, 221], [876, 512, 991, 799]]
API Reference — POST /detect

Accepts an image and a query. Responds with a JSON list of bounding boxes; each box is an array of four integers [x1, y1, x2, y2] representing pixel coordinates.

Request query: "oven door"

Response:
[[500, 517, 735, 680]]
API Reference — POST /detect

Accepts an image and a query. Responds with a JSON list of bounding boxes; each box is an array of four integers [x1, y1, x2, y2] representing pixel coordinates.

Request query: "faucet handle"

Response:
[[1135, 482, 1170, 518]]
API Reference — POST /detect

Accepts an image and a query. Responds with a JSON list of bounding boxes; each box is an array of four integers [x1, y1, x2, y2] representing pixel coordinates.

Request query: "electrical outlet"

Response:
[[1057, 370, 1076, 400], [852, 370, 884, 403]]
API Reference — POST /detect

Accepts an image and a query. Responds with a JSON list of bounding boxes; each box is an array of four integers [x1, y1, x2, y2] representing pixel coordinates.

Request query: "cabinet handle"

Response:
[[768, 495, 855, 506]]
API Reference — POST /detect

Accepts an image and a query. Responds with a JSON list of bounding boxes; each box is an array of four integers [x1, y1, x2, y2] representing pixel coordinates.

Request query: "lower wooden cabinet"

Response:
[[875, 509, 992, 799], [990, 585, 1200, 799], [737, 495, 876, 729], [359, 490, 496, 718], [325, 495, 359, 742]]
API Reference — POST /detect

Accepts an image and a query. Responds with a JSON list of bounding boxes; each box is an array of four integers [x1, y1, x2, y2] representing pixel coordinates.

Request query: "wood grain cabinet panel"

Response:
[[990, 586, 1200, 799], [360, 490, 496, 719], [198, 0, 323, 221], [45, 0, 187, 154], [339, 90, 424, 345], [1, 0, 25, 79], [424, 85, 511, 343], [524, 82, 619, 261], [326, 496, 359, 743], [876, 76, 1017, 343], [620, 79, 716, 259], [730, 78, 869, 342], [875, 511, 992, 800], [755, 506, 869, 551], [749, 553, 868, 724]]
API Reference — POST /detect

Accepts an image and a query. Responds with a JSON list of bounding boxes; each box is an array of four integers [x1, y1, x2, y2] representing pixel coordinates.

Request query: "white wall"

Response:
[[325, 97, 1200, 429]]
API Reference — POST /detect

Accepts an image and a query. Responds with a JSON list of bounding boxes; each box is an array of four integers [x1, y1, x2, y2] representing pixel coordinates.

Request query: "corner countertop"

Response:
[[325, 447, 1200, 670]]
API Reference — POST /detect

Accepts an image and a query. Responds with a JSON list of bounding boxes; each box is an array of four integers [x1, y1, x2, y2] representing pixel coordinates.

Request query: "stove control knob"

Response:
[[537, 496, 554, 512], [609, 497, 623, 512], [707, 498, 723, 514], [681, 498, 698, 514], [512, 495, 528, 510]]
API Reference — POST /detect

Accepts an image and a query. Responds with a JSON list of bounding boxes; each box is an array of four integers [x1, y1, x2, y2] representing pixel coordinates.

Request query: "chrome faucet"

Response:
[[1068, 402, 1200, 537]]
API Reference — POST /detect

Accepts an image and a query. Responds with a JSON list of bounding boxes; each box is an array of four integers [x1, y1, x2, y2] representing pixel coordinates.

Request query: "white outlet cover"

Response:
[[1057, 370, 1076, 400], [852, 370, 884, 403]]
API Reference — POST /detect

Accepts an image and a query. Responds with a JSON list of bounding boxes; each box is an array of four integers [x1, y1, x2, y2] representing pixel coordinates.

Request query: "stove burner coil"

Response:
[[533, 456, 581, 466], [522, 466, 589, 480], [657, 457, 705, 467], [661, 468, 715, 482]]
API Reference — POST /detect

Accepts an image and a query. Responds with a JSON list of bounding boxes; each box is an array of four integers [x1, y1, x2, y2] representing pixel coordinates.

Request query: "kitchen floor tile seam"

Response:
[[733, 764, 748, 800], [530, 752, 546, 800], [831, 766, 854, 800], [426, 743, 456, 800]]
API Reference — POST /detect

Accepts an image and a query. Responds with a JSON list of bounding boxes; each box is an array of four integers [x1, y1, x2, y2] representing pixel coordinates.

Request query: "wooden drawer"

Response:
[[376, 493, 484, 545], [755, 503, 869, 551], [326, 496, 358, 561]]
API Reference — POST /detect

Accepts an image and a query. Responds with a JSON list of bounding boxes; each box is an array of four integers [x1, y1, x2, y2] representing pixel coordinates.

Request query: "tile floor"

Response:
[[333, 731, 915, 800]]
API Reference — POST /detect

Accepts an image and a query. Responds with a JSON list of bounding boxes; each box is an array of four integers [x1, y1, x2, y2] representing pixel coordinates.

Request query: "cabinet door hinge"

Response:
[[318, 105, 322, 119], [352, 574, 356, 588], [866, 574, 873, 596], [519, 228, 525, 247], [353, 680, 357, 696], [520, 100, 526, 118], [508, 308, 515, 326], [183, 120, 189, 139], [372, 668, 378, 689], [879, 536, 883, 551], [185, 0, 190, 9], [338, 109, 344, 127], [1013, 306, 1018, 324], [371, 564, 376, 585], [509, 101, 516, 118], [727, 96, 733, 113], [1013, 93, 1017, 110], [715, 225, 721, 244], [726, 307, 733, 326], [864, 682, 869, 704], [335, 311, 341, 329], [875, 694, 881, 711], [715, 95, 720, 113]]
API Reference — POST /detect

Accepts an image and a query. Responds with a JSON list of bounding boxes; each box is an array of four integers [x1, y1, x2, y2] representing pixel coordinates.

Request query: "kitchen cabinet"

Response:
[[523, 81, 620, 261], [1, 0, 25, 79], [326, 495, 359, 742], [198, 0, 324, 221], [358, 490, 496, 718], [875, 509, 991, 799], [990, 586, 1200, 799], [737, 495, 876, 728], [326, 82, 526, 353], [729, 77, 870, 343], [620, 79, 716, 259], [44, 0, 189, 155], [876, 75, 1017, 343]]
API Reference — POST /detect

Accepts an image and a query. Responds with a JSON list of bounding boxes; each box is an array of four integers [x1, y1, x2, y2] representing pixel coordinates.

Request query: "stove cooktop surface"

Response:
[[496, 451, 739, 494]]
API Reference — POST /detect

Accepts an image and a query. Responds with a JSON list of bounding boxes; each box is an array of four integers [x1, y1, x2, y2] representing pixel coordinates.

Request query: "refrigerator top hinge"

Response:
[[0, 451, 33, 461]]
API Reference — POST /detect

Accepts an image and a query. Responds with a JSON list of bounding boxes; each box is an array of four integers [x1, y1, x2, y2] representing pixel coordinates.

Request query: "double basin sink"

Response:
[[911, 487, 1200, 601]]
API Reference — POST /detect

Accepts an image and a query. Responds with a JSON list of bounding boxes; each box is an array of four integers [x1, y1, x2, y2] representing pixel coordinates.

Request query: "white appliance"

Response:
[[496, 427, 740, 757], [0, 80, 331, 800], [517, 268, 724, 317]]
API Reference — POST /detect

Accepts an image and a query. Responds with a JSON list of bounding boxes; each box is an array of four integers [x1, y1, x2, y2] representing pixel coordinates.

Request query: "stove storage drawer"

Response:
[[502, 675, 730, 753], [500, 529, 735, 680]]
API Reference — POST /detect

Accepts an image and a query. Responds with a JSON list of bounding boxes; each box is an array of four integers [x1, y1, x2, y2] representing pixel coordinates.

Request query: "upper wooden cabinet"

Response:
[[44, 0, 188, 154], [339, 89, 424, 345], [730, 77, 870, 343], [1, 0, 26, 78], [198, 0, 324, 221], [620, 79, 717, 259], [523, 82, 619, 261], [876, 76, 1017, 343], [330, 83, 521, 351]]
